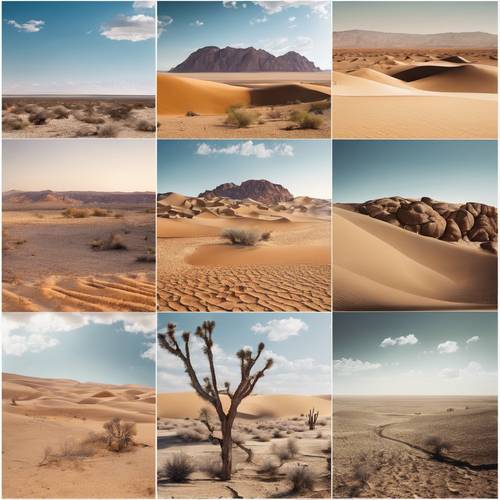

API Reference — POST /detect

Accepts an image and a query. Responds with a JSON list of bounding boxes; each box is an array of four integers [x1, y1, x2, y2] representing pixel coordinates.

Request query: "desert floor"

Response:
[[332, 49, 497, 139], [157, 73, 331, 138], [333, 206, 497, 310], [3, 372, 156, 499], [2, 96, 155, 138], [157, 392, 331, 498], [333, 396, 498, 498], [157, 195, 331, 312], [3, 209, 155, 311]]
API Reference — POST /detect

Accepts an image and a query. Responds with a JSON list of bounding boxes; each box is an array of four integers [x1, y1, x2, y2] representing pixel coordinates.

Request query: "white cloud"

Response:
[[7, 19, 45, 33], [288, 16, 296, 22], [334, 358, 381, 376], [190, 20, 204, 27], [141, 342, 156, 361], [133, 1, 155, 9], [223, 0, 239, 8], [4, 332, 59, 357], [251, 317, 308, 341], [196, 141, 294, 158], [466, 336, 480, 344], [439, 361, 493, 379], [250, 16, 268, 25], [101, 14, 155, 41], [380, 334, 418, 348], [158, 16, 173, 36], [259, 36, 313, 55], [437, 340, 459, 354], [254, 1, 330, 18]]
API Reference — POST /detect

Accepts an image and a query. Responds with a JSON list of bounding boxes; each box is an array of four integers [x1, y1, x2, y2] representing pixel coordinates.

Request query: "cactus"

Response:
[[307, 408, 319, 430]]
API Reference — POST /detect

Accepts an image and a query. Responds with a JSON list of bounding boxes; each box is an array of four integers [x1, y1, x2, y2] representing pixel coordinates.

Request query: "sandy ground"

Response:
[[3, 209, 155, 311], [157, 73, 331, 138], [158, 392, 331, 498], [333, 207, 497, 310], [333, 396, 498, 498], [3, 372, 156, 498], [2, 97, 155, 138], [332, 49, 497, 139], [157, 194, 331, 311]]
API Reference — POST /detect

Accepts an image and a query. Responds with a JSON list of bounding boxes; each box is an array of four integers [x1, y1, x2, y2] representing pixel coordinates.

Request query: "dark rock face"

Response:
[[199, 179, 294, 205], [357, 196, 498, 253], [170, 46, 321, 72]]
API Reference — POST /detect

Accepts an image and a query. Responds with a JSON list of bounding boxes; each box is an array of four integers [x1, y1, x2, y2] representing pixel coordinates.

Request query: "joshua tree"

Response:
[[307, 408, 319, 430], [158, 321, 273, 480]]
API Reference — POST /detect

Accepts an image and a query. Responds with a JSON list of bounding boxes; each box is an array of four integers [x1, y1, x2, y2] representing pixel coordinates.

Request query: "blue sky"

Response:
[[3, 313, 156, 386], [157, 312, 331, 394], [333, 1, 498, 34], [334, 312, 498, 396], [3, 1, 155, 94], [158, 1, 331, 70], [158, 140, 331, 199], [3, 139, 156, 192], [333, 140, 498, 205]]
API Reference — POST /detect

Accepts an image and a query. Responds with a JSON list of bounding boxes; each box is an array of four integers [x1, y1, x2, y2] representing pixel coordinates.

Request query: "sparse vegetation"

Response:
[[221, 228, 271, 246], [287, 465, 315, 493], [91, 208, 108, 217], [135, 119, 156, 132], [107, 104, 131, 120], [199, 459, 225, 479], [50, 105, 70, 119], [307, 408, 319, 430], [3, 114, 26, 130], [289, 110, 323, 130], [73, 110, 105, 124], [267, 108, 282, 120], [271, 437, 300, 462], [163, 452, 195, 483], [424, 435, 452, 457], [103, 417, 137, 452], [225, 106, 260, 128], [309, 101, 331, 114], [28, 109, 49, 125], [39, 438, 95, 466], [92, 233, 128, 251], [62, 207, 90, 218], [136, 247, 156, 263], [97, 123, 119, 137]]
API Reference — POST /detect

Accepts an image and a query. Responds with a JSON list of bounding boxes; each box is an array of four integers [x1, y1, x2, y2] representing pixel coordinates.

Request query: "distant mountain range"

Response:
[[333, 30, 497, 49], [170, 46, 321, 72], [3, 190, 155, 207], [197, 179, 294, 205]]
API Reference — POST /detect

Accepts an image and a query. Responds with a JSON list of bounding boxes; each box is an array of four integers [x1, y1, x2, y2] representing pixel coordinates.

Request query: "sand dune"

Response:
[[333, 207, 497, 310], [158, 392, 331, 419], [3, 373, 155, 498]]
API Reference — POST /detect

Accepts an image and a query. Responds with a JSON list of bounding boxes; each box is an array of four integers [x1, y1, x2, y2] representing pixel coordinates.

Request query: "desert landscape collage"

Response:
[[1, 0, 499, 499]]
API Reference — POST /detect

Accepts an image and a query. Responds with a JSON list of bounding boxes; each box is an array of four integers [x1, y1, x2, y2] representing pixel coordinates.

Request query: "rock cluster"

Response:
[[358, 196, 498, 253]]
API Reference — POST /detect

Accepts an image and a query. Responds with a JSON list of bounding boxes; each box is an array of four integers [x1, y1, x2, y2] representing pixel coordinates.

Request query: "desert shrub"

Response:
[[287, 465, 315, 493], [136, 253, 156, 263], [199, 459, 224, 479], [255, 432, 271, 442], [232, 432, 248, 446], [225, 106, 259, 128], [176, 428, 206, 442], [91, 208, 108, 217], [97, 124, 119, 137], [103, 417, 136, 452], [39, 438, 95, 465], [289, 110, 323, 130], [309, 101, 331, 114], [163, 452, 195, 483], [114, 212, 124, 218], [103, 233, 128, 251], [267, 108, 282, 120], [135, 119, 156, 132], [62, 207, 90, 218], [73, 110, 105, 124], [221, 228, 259, 246], [186, 111, 199, 117], [260, 231, 272, 241], [258, 457, 280, 475], [273, 430, 285, 439], [353, 462, 371, 483], [107, 105, 131, 120], [3, 114, 26, 130], [50, 105, 70, 119], [271, 437, 299, 461], [424, 435, 452, 457], [28, 109, 49, 125], [73, 125, 97, 138]]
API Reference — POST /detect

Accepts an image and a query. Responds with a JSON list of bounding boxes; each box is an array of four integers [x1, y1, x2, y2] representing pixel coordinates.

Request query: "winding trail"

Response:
[[375, 423, 497, 471]]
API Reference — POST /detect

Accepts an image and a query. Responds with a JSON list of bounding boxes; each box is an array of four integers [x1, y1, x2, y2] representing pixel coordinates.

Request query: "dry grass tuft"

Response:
[[162, 452, 195, 483]]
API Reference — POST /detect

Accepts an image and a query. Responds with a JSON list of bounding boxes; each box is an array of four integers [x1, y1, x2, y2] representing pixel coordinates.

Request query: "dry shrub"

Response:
[[271, 437, 299, 461], [163, 452, 195, 483], [50, 105, 70, 119], [39, 438, 95, 465], [176, 428, 207, 442], [99, 233, 128, 251], [91, 208, 108, 217], [186, 111, 199, 117], [225, 106, 259, 128], [258, 457, 280, 475], [103, 417, 136, 452], [273, 430, 286, 439], [267, 108, 282, 120], [221, 228, 271, 246], [107, 105, 131, 120], [287, 465, 315, 493], [309, 100, 331, 114], [3, 114, 26, 130], [289, 110, 323, 129], [135, 119, 156, 132], [255, 432, 271, 442], [199, 459, 224, 479], [28, 109, 49, 125], [97, 123, 119, 137], [73, 110, 105, 124], [62, 207, 90, 218], [424, 435, 452, 457]]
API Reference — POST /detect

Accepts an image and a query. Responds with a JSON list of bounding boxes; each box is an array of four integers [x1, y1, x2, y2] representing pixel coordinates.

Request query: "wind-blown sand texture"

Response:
[[157, 73, 331, 138], [332, 49, 498, 138], [3, 209, 155, 311], [3, 373, 156, 498], [333, 205, 497, 310], [158, 392, 331, 498], [2, 96, 156, 138], [333, 396, 498, 498], [157, 193, 331, 311]]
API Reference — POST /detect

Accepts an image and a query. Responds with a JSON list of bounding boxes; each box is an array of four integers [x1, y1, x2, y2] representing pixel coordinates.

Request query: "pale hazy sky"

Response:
[[3, 140, 156, 192], [334, 312, 497, 396]]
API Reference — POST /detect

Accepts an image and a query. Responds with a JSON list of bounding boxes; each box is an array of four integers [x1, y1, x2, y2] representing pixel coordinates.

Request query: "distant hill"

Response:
[[333, 30, 498, 49], [3, 190, 155, 207], [170, 46, 321, 72], [198, 179, 294, 204]]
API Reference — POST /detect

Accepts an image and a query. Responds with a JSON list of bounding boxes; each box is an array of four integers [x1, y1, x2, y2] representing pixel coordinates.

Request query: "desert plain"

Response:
[[157, 183, 331, 311], [157, 392, 332, 498], [333, 396, 498, 498], [3, 192, 156, 311], [3, 372, 156, 498]]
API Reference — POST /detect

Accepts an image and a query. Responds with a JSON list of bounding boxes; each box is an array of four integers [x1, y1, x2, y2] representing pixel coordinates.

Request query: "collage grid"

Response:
[[1, 1, 498, 499]]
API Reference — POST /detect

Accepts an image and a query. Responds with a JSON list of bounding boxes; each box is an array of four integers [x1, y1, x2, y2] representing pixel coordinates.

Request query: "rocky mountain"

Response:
[[3, 190, 155, 207], [198, 180, 294, 205], [333, 30, 497, 49], [170, 46, 321, 72]]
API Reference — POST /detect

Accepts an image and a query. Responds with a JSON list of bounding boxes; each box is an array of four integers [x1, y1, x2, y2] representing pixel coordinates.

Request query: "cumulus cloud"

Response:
[[250, 16, 268, 25], [158, 16, 173, 36], [437, 340, 459, 354], [254, 1, 330, 18], [190, 20, 204, 27], [380, 334, 418, 348], [439, 361, 492, 379], [7, 19, 45, 33], [466, 336, 480, 344], [133, 1, 155, 9], [334, 358, 382, 376], [251, 317, 308, 341], [101, 14, 155, 41], [196, 141, 294, 158]]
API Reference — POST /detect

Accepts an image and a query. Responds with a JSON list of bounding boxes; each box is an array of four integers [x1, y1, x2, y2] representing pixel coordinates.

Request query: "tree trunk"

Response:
[[220, 417, 235, 480]]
